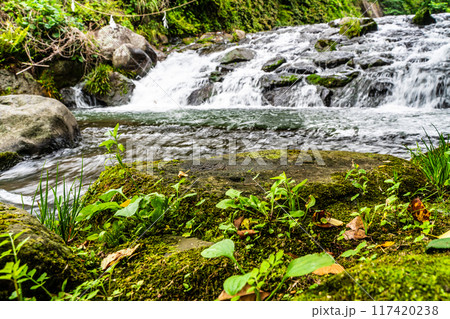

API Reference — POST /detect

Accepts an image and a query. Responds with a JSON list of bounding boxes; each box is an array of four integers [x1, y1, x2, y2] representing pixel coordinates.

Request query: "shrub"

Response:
[[84, 64, 113, 96]]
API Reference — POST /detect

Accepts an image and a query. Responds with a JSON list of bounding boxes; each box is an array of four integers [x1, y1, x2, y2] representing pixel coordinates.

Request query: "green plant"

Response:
[[345, 163, 369, 201], [0, 232, 51, 300], [409, 128, 450, 198], [84, 64, 113, 96], [201, 239, 335, 301], [38, 70, 61, 100], [0, 21, 28, 59], [340, 241, 377, 262], [29, 163, 85, 244]]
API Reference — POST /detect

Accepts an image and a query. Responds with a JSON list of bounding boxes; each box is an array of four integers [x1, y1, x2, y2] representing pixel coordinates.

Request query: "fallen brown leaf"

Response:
[[438, 230, 450, 239], [344, 228, 367, 240], [101, 244, 140, 270], [312, 210, 343, 228], [237, 230, 257, 239], [408, 198, 430, 223], [218, 284, 269, 301], [178, 171, 189, 178], [313, 264, 345, 275], [379, 241, 395, 248], [120, 199, 131, 208], [346, 215, 365, 231], [233, 216, 245, 230]]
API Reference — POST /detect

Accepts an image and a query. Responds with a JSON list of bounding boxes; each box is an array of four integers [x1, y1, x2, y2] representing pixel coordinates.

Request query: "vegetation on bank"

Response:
[[1, 125, 449, 301]]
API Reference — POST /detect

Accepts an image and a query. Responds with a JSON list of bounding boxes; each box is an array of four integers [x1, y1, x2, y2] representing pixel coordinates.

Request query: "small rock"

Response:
[[233, 30, 246, 41], [318, 87, 334, 106], [349, 56, 393, 69], [187, 83, 216, 105], [276, 61, 318, 75], [220, 48, 256, 64], [261, 56, 287, 72], [306, 70, 360, 88], [313, 51, 355, 68], [60, 87, 77, 108], [0, 69, 46, 96], [112, 43, 153, 77], [412, 8, 436, 26]]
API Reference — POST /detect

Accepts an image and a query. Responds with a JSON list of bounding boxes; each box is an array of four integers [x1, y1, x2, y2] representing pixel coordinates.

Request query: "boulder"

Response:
[[112, 44, 153, 77], [315, 39, 337, 52], [0, 152, 21, 172], [276, 61, 318, 75], [348, 56, 393, 69], [0, 95, 80, 156], [233, 30, 246, 41], [259, 73, 300, 91], [0, 70, 46, 96], [199, 32, 233, 44], [48, 60, 84, 89], [0, 203, 87, 300], [83, 72, 136, 107], [220, 48, 256, 64], [261, 56, 287, 72], [412, 8, 436, 26], [330, 17, 378, 39], [313, 51, 355, 68], [318, 87, 334, 107], [95, 25, 157, 61], [59, 87, 77, 108], [306, 70, 360, 88], [187, 83, 216, 105]]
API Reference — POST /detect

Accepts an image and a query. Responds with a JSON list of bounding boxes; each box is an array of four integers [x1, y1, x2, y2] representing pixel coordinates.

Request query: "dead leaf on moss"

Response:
[[237, 230, 257, 239], [101, 244, 140, 270], [346, 215, 365, 231], [218, 284, 269, 301], [408, 198, 430, 223], [312, 210, 343, 228], [178, 171, 189, 178], [233, 216, 245, 230], [313, 264, 345, 275], [344, 228, 367, 240]]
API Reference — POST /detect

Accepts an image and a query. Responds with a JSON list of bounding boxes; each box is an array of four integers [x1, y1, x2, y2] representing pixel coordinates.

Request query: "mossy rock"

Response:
[[0, 204, 88, 300], [315, 39, 337, 52], [412, 8, 436, 26], [294, 254, 450, 301], [262, 56, 287, 72], [0, 152, 21, 172], [306, 72, 359, 88], [339, 18, 377, 39]]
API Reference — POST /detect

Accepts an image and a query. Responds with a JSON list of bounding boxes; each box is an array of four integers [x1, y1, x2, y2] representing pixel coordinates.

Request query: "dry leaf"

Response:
[[178, 171, 189, 178], [237, 230, 257, 239], [438, 230, 450, 239], [344, 228, 367, 240], [346, 215, 365, 231], [120, 199, 131, 208], [408, 198, 430, 223], [218, 284, 269, 301], [312, 210, 343, 228], [77, 241, 88, 250], [101, 244, 140, 270], [233, 216, 245, 230], [379, 241, 395, 248], [313, 264, 345, 275]]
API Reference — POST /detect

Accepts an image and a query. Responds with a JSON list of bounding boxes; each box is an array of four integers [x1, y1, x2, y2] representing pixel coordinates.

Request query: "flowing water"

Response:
[[1, 14, 449, 207]]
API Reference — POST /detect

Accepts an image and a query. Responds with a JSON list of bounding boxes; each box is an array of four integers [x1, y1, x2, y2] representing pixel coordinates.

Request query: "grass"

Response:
[[28, 162, 85, 244], [409, 128, 450, 197]]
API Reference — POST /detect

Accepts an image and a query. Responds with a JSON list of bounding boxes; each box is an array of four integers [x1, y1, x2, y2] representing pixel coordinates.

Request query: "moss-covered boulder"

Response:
[[335, 17, 378, 39], [262, 56, 287, 72], [412, 8, 436, 26], [294, 254, 450, 301], [313, 51, 355, 68], [0, 152, 21, 172], [259, 74, 300, 91], [306, 71, 359, 88], [220, 48, 256, 64], [0, 203, 87, 300], [315, 39, 337, 52]]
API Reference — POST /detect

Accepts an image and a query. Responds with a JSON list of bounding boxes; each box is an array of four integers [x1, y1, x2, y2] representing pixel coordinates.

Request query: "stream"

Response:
[[1, 14, 449, 208]]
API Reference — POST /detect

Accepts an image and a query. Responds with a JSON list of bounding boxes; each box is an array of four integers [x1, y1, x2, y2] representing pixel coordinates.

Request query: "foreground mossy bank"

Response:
[[75, 149, 449, 300]]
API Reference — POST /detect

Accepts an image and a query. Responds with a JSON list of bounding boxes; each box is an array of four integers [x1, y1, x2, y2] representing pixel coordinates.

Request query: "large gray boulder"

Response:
[[0, 70, 46, 96], [220, 48, 256, 64], [94, 25, 157, 75], [0, 203, 87, 300], [48, 60, 84, 89], [0, 95, 80, 156], [313, 51, 355, 68], [112, 44, 153, 77], [187, 83, 216, 105]]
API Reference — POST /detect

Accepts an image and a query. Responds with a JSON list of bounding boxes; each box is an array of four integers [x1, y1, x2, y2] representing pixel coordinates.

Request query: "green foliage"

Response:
[[345, 163, 369, 201], [339, 18, 361, 38], [84, 64, 113, 96], [0, 232, 51, 300], [0, 21, 28, 60], [409, 129, 450, 197], [37, 70, 61, 100], [29, 163, 85, 244], [379, 0, 422, 15], [426, 237, 450, 251]]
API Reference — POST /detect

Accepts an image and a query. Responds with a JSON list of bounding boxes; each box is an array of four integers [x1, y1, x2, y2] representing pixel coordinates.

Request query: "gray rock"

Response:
[[276, 61, 318, 75], [0, 95, 80, 156], [318, 87, 334, 107], [0, 203, 87, 300], [60, 87, 77, 108], [0, 69, 45, 96], [313, 51, 355, 68], [94, 25, 157, 64], [261, 56, 287, 72], [233, 30, 246, 41], [349, 56, 393, 69], [220, 48, 256, 64], [112, 44, 153, 77], [259, 73, 300, 91], [83, 72, 135, 107], [187, 83, 216, 105]]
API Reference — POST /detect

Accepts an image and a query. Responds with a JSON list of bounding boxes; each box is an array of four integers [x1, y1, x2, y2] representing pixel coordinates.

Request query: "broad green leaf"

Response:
[[223, 272, 251, 296], [426, 238, 450, 252], [284, 253, 334, 279], [201, 239, 235, 261], [76, 202, 121, 222], [99, 187, 126, 202], [259, 260, 270, 274], [340, 249, 356, 258], [115, 198, 142, 217], [216, 199, 238, 210], [292, 179, 308, 193], [305, 195, 316, 210], [225, 189, 242, 199]]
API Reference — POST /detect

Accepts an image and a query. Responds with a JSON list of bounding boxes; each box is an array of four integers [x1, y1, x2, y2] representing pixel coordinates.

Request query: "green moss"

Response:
[[315, 39, 337, 52], [0, 151, 21, 171], [306, 73, 358, 88], [339, 18, 362, 38], [84, 64, 113, 96], [412, 7, 436, 25], [262, 58, 286, 72], [294, 254, 450, 301]]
